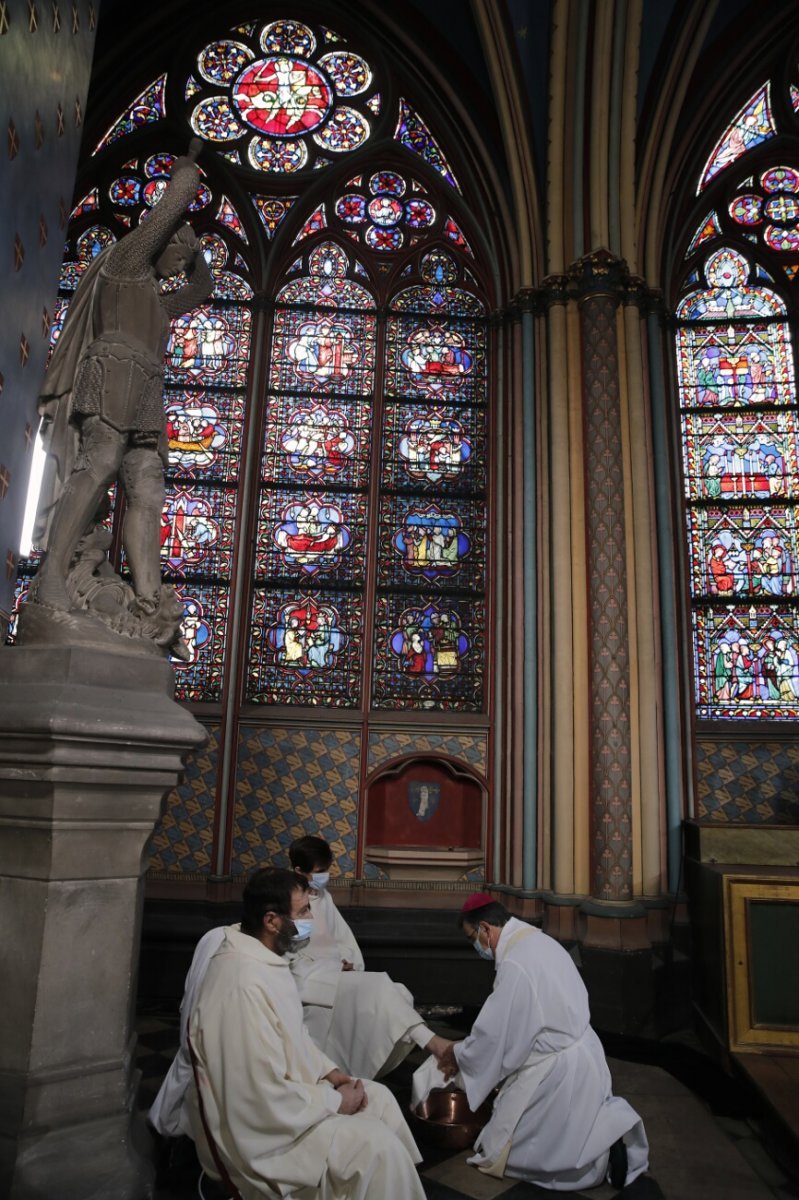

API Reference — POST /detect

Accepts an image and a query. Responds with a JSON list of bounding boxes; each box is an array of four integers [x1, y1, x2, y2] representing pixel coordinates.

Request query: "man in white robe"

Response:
[[149, 924, 227, 1137], [287, 835, 450, 1079], [186, 868, 426, 1200], [435, 894, 653, 1193], [150, 840, 449, 1138]]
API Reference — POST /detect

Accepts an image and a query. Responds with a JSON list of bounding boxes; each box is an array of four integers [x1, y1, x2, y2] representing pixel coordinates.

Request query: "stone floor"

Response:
[[135, 1005, 799, 1200]]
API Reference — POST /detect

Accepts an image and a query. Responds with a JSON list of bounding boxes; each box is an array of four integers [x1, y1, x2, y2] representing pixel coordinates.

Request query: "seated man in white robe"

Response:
[[287, 835, 449, 1079], [434, 894, 657, 1195], [149, 842, 448, 1138], [186, 868, 426, 1200]]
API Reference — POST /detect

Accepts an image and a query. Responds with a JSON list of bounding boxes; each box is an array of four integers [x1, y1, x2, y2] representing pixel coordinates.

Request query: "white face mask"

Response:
[[291, 918, 314, 943], [473, 926, 494, 961], [311, 872, 330, 890]]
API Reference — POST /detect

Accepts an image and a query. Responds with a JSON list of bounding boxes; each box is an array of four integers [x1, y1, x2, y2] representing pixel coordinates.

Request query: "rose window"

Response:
[[186, 18, 377, 174], [108, 152, 212, 225], [729, 166, 799, 253]]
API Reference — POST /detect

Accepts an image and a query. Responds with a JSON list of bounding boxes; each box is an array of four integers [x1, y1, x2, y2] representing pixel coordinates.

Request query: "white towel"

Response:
[[410, 1053, 466, 1111]]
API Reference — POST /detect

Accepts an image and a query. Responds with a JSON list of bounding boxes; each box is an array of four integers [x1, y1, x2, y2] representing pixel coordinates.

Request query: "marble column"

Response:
[[0, 644, 206, 1200]]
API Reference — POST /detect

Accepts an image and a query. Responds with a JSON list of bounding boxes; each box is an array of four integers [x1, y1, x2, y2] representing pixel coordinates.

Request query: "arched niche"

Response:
[[363, 754, 486, 881]]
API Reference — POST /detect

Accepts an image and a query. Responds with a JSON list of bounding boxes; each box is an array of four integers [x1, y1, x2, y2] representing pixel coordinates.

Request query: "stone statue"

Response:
[[21, 140, 213, 658]]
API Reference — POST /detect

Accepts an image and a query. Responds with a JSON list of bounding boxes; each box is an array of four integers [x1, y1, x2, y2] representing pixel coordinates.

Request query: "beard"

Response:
[[273, 918, 295, 957]]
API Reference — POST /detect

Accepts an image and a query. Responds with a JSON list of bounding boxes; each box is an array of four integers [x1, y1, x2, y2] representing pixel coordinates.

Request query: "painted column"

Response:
[[570, 250, 635, 903]]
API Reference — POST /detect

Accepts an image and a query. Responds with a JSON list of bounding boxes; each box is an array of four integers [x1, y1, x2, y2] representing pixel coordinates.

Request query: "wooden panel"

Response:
[[724, 875, 799, 1051]]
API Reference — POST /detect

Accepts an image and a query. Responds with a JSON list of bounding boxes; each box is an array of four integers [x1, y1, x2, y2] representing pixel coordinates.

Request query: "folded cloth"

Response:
[[410, 1054, 466, 1111]]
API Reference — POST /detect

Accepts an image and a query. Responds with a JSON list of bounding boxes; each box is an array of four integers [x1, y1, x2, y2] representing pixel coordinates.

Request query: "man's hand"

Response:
[[341, 960, 354, 971], [324, 1068, 352, 1089], [336, 1079, 368, 1115], [426, 1035, 459, 1080]]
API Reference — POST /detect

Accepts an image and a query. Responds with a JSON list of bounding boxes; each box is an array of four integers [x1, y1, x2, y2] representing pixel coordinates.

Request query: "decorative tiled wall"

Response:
[[696, 738, 799, 823], [146, 723, 219, 873], [0, 0, 97, 620], [232, 725, 361, 876], [367, 730, 487, 775]]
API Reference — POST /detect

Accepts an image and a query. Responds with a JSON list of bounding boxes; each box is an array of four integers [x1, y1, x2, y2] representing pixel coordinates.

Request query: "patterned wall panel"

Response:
[[696, 738, 799, 823], [233, 725, 361, 876], [367, 730, 487, 775], [0, 0, 97, 621], [147, 723, 219, 874]]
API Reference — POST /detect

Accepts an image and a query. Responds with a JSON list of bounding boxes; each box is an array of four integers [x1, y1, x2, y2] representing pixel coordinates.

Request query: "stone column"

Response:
[[570, 250, 635, 904], [0, 644, 206, 1200]]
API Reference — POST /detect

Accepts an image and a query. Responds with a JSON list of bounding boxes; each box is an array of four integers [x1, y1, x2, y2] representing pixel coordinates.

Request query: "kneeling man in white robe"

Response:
[[435, 894, 652, 1193], [186, 868, 426, 1200], [287, 835, 450, 1079]]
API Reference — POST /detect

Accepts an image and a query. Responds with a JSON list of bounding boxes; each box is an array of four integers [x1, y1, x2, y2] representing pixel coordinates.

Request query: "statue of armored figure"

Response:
[[21, 140, 213, 658]]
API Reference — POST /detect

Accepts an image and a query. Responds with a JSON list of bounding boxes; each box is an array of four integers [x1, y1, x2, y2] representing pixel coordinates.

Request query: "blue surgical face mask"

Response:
[[291, 918, 314, 943], [311, 872, 330, 891], [473, 927, 494, 961]]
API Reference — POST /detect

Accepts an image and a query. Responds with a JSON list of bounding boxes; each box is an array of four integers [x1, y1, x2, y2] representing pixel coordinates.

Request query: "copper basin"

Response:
[[411, 1087, 493, 1151]]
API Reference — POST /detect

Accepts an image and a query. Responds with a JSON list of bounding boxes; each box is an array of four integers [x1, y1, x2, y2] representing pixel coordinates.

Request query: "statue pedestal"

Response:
[[0, 645, 206, 1200]]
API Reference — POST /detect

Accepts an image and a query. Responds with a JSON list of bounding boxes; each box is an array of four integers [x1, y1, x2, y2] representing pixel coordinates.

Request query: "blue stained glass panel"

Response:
[[171, 582, 229, 702], [394, 99, 460, 191], [377, 494, 486, 591], [159, 484, 238, 579], [164, 387, 246, 482], [698, 83, 777, 193], [681, 409, 799, 502], [269, 307, 376, 396], [165, 304, 252, 388], [247, 587, 363, 706], [372, 594, 484, 711], [263, 395, 372, 490], [693, 606, 799, 719], [94, 74, 167, 153], [381, 401, 486, 494], [385, 315, 486, 405], [391, 285, 484, 317], [687, 505, 798, 599], [255, 490, 368, 583]]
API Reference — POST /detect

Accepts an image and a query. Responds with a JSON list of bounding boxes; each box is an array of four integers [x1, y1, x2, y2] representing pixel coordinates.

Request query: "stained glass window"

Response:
[[94, 74, 167, 154], [185, 19, 378, 175], [678, 70, 799, 719], [247, 241, 375, 706], [371, 248, 486, 711], [698, 83, 777, 193], [394, 99, 460, 191], [21, 17, 488, 720], [677, 246, 799, 719]]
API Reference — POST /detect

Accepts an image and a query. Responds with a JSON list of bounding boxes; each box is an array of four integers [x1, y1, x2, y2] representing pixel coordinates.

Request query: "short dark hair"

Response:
[[289, 835, 333, 873], [241, 868, 308, 936], [458, 901, 510, 930]]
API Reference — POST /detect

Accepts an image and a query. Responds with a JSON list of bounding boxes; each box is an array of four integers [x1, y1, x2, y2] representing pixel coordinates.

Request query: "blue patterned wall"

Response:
[[696, 738, 799, 823], [147, 723, 219, 873], [232, 725, 362, 876], [367, 730, 487, 775]]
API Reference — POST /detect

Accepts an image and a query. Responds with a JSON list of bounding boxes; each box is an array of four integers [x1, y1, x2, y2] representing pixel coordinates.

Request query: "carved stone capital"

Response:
[[567, 248, 630, 303]]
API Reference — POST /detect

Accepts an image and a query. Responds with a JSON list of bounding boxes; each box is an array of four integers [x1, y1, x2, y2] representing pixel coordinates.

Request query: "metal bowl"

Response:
[[411, 1087, 493, 1151]]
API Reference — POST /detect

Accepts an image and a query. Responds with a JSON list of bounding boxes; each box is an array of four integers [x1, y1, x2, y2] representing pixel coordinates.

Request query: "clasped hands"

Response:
[[324, 1068, 368, 1114], [426, 1034, 460, 1081]]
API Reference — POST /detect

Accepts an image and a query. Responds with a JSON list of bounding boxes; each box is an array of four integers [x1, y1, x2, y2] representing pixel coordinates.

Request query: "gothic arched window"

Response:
[[16, 14, 491, 728], [676, 74, 799, 719]]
